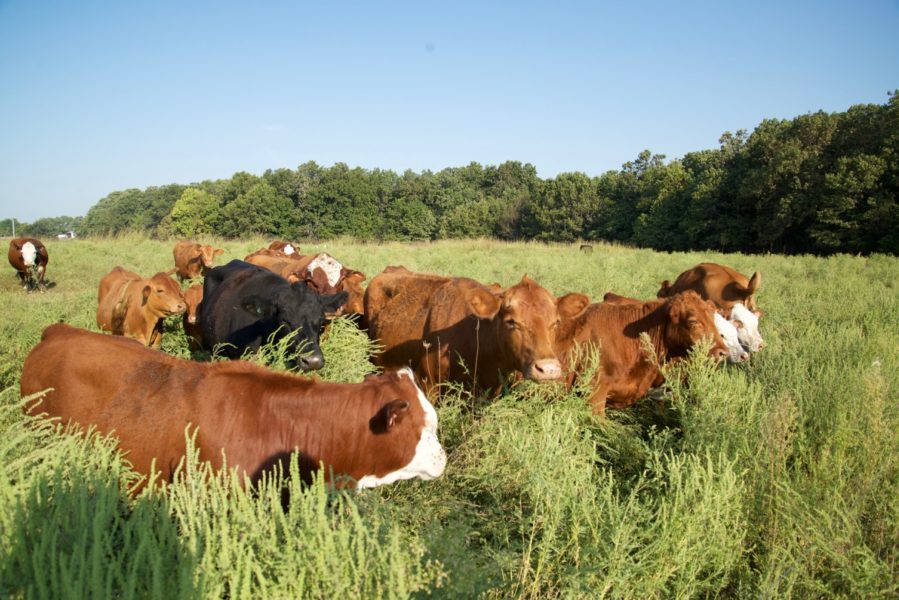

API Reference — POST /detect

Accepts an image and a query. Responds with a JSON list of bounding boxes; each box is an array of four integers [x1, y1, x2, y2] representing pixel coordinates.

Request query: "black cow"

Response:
[[200, 260, 347, 371]]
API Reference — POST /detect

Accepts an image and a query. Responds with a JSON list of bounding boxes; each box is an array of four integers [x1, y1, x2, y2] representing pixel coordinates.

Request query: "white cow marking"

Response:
[[21, 242, 37, 267], [306, 253, 343, 287], [714, 312, 749, 363], [730, 303, 764, 353]]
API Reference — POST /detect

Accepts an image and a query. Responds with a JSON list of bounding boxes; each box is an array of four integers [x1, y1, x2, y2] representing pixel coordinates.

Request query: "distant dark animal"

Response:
[[96, 267, 186, 348], [364, 266, 589, 395], [8, 237, 49, 292], [579, 244, 593, 254], [173, 241, 224, 281], [558, 291, 728, 415], [199, 260, 346, 371], [21, 323, 446, 492]]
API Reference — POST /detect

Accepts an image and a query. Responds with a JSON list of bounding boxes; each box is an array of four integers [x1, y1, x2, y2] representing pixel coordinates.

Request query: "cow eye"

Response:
[[688, 319, 700, 328], [505, 318, 517, 329]]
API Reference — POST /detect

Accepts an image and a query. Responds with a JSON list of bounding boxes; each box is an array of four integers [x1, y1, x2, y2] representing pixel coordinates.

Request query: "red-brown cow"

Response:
[[365, 267, 589, 395], [8, 237, 49, 292], [96, 267, 186, 348], [21, 324, 446, 491], [245, 250, 366, 318], [657, 262, 761, 315], [173, 241, 224, 281], [182, 283, 204, 350], [558, 291, 728, 415]]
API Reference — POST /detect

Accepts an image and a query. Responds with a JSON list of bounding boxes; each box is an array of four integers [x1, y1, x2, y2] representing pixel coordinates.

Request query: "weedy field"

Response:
[[1, 235, 897, 598]]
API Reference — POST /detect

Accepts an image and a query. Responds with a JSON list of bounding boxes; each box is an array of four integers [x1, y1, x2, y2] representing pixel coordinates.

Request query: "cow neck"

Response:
[[620, 300, 671, 362]]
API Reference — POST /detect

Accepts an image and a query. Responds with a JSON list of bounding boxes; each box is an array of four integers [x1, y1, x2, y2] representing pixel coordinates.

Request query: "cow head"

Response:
[[714, 312, 750, 363], [240, 283, 348, 371], [663, 291, 728, 361], [142, 273, 186, 317], [356, 368, 446, 488], [199, 245, 225, 270], [183, 284, 204, 325], [466, 275, 583, 382], [729, 302, 765, 352], [339, 270, 366, 316]]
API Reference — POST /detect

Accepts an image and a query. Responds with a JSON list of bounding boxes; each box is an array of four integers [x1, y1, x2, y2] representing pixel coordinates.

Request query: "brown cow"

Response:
[[182, 283, 204, 350], [96, 267, 186, 348], [245, 250, 366, 318], [365, 267, 589, 395], [558, 291, 728, 415], [8, 237, 49, 292], [21, 324, 446, 491], [657, 262, 761, 315], [173, 241, 224, 281]]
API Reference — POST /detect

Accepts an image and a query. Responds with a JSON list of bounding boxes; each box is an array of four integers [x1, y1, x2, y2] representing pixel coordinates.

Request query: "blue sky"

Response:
[[1, 0, 897, 222]]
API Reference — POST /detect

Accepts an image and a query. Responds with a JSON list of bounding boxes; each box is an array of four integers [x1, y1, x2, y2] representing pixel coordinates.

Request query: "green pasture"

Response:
[[1, 235, 897, 598]]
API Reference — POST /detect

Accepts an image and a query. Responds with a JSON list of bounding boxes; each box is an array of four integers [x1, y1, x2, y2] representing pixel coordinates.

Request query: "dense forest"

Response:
[[8, 94, 898, 255]]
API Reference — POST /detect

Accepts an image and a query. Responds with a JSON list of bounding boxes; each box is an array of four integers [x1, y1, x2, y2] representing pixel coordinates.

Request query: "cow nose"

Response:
[[739, 351, 750, 363], [711, 347, 727, 362], [530, 359, 562, 381], [298, 354, 324, 371]]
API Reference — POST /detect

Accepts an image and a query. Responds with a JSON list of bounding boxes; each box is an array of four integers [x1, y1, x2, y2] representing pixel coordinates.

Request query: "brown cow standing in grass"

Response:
[[245, 248, 366, 318], [96, 267, 186, 348], [657, 262, 761, 315], [21, 324, 446, 491], [173, 241, 224, 281], [557, 291, 728, 415], [365, 266, 589, 396], [8, 237, 49, 292]]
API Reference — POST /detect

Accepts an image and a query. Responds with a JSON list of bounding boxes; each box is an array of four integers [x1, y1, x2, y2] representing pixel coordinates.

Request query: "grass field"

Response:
[[1, 235, 897, 598]]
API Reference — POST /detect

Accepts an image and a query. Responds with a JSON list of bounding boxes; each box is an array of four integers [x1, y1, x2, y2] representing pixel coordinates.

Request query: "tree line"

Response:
[[12, 93, 898, 255]]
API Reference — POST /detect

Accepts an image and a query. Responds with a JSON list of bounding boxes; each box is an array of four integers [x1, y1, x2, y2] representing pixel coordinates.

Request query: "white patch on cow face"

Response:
[[21, 242, 37, 267], [356, 368, 446, 489], [730, 303, 764, 353], [283, 244, 296, 255], [714, 312, 749, 363], [306, 253, 343, 287]]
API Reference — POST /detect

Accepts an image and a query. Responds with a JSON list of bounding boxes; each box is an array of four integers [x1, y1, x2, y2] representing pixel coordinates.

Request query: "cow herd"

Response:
[[12, 236, 764, 493]]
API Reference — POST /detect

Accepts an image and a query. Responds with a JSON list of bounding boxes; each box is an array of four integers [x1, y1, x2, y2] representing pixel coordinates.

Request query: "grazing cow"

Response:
[[21, 324, 446, 491], [657, 262, 761, 315], [173, 241, 224, 281], [365, 267, 590, 395], [182, 283, 204, 350], [559, 291, 728, 415], [200, 260, 347, 371], [603, 291, 749, 363], [96, 267, 186, 348], [267, 240, 300, 256], [729, 302, 765, 353], [8, 237, 49, 292], [245, 250, 366, 318], [579, 244, 593, 254]]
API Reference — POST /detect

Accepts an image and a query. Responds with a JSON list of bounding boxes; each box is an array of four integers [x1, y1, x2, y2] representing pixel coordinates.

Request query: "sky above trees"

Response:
[[1, 0, 897, 222]]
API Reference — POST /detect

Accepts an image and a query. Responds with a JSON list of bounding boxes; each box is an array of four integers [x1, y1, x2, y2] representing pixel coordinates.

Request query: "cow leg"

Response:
[[588, 380, 610, 417]]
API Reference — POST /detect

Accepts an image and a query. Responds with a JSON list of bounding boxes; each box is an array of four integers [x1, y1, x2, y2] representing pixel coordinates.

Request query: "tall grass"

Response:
[[1, 236, 897, 597]]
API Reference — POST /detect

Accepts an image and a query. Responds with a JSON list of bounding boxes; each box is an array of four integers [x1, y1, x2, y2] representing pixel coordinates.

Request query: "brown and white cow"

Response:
[[657, 262, 761, 315], [558, 291, 728, 415], [245, 249, 366, 318], [96, 267, 186, 348], [173, 241, 224, 281], [8, 237, 49, 292], [365, 267, 589, 395], [21, 324, 446, 491], [182, 283, 204, 350]]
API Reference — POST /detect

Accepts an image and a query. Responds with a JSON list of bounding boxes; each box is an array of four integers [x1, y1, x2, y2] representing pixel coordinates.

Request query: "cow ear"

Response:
[[747, 271, 761, 294], [141, 284, 151, 306], [369, 399, 410, 434], [753, 309, 763, 318], [214, 248, 224, 256], [321, 291, 349, 314], [165, 268, 177, 277], [241, 295, 274, 318], [557, 292, 590, 319], [466, 287, 502, 319], [344, 270, 366, 283], [657, 280, 671, 298], [732, 320, 745, 330]]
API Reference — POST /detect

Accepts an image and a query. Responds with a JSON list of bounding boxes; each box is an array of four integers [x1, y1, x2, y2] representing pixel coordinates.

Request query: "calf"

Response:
[[182, 283, 204, 350], [96, 267, 186, 348], [365, 267, 589, 395], [657, 262, 761, 315], [21, 324, 446, 491], [200, 260, 346, 371], [729, 302, 765, 353], [8, 237, 49, 292], [559, 291, 728, 415], [173, 241, 224, 281]]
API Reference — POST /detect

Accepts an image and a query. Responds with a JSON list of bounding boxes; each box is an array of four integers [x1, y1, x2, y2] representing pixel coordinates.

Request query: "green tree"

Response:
[[161, 188, 222, 238]]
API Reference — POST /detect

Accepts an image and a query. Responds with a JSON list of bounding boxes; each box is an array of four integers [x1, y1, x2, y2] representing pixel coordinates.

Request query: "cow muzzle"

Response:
[[526, 358, 563, 382]]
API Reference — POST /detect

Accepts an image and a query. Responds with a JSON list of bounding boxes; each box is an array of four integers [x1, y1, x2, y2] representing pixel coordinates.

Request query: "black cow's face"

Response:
[[241, 283, 347, 371]]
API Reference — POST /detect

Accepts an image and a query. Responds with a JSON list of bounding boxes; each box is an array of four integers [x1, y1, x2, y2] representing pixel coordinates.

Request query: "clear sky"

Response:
[[1, 0, 897, 222]]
